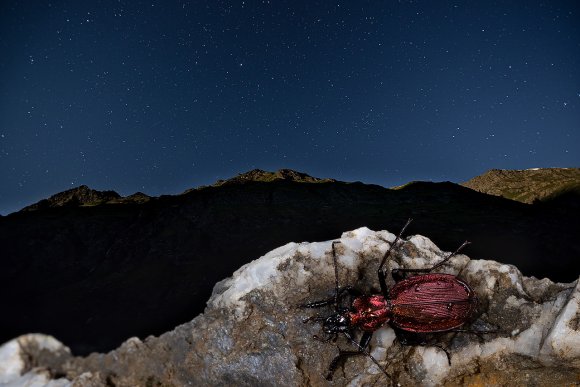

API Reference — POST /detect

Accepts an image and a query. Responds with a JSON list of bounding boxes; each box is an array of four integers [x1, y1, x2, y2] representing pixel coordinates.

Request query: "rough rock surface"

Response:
[[2, 228, 580, 386]]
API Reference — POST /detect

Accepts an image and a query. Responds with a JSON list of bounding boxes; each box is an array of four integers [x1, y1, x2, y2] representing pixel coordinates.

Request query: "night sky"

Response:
[[1, 1, 579, 215]]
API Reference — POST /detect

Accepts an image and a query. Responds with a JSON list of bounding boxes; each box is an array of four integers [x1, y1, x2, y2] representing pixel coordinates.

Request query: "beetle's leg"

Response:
[[299, 286, 360, 309], [312, 333, 337, 343], [326, 349, 362, 380], [378, 219, 412, 296], [331, 241, 341, 311], [301, 314, 326, 323], [394, 328, 427, 346], [395, 329, 452, 365], [450, 326, 499, 342], [325, 332, 375, 381], [391, 240, 470, 279], [300, 239, 360, 310]]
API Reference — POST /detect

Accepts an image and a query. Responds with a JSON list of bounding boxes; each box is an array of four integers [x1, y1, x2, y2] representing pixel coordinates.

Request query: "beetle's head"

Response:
[[323, 311, 351, 334]]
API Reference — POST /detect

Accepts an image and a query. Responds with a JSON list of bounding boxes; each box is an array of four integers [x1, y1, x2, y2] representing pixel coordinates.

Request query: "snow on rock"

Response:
[[1, 228, 579, 386]]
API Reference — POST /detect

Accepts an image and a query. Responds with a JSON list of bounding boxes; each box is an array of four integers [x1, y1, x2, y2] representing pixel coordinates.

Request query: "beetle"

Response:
[[301, 219, 478, 381]]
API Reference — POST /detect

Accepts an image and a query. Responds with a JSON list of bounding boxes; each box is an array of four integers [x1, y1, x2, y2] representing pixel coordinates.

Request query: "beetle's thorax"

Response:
[[348, 295, 391, 332]]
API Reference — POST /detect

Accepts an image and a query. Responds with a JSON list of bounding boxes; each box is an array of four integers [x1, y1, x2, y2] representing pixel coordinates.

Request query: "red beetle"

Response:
[[301, 219, 478, 381]]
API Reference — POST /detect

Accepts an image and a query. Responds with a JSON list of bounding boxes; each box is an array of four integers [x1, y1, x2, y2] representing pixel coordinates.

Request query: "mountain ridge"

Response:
[[17, 167, 579, 213], [17, 169, 335, 214]]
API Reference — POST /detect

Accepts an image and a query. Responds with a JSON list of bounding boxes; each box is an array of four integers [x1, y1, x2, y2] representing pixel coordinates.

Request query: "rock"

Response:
[[0, 334, 72, 386], [1, 228, 579, 386]]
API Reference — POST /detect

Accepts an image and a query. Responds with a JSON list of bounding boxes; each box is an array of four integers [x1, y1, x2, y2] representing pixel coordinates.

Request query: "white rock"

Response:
[[0, 334, 71, 386]]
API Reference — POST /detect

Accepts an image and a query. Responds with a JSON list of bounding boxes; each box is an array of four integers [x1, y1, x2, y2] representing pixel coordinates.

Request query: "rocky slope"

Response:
[[461, 167, 580, 204], [1, 169, 579, 357], [2, 228, 579, 386]]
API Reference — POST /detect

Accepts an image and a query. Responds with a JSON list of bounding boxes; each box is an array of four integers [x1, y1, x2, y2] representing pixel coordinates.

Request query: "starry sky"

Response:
[[1, 1, 579, 215]]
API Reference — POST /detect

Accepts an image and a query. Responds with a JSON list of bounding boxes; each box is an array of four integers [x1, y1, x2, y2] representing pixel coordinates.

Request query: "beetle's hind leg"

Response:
[[451, 324, 500, 342], [394, 329, 452, 365], [391, 240, 471, 281]]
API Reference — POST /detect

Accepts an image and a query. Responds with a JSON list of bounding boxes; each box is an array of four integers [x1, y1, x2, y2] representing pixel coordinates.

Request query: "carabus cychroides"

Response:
[[301, 219, 479, 381]]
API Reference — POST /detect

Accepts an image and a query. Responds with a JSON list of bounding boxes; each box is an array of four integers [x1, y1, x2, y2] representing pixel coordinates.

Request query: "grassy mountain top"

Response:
[[21, 185, 151, 211], [19, 169, 331, 212], [21, 185, 122, 211], [212, 168, 336, 186], [461, 168, 580, 204]]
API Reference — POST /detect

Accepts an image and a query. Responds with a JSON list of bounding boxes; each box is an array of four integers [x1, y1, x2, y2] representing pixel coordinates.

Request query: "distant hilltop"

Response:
[[19, 169, 335, 212], [212, 168, 336, 185], [17, 167, 580, 212], [20, 185, 151, 211], [461, 167, 580, 204]]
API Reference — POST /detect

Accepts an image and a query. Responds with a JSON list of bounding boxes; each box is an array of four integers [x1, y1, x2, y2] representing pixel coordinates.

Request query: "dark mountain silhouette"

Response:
[[1, 169, 578, 356]]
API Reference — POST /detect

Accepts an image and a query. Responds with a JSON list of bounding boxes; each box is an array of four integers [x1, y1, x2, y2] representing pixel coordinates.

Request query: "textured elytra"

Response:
[[389, 273, 478, 333]]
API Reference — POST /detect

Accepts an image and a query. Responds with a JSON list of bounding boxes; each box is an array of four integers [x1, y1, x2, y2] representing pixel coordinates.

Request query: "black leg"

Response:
[[331, 241, 341, 311], [395, 328, 427, 346], [299, 286, 360, 309], [325, 332, 374, 381], [449, 326, 499, 342], [378, 219, 412, 296], [300, 241, 360, 311], [395, 329, 451, 365], [326, 350, 363, 380], [391, 240, 470, 280]]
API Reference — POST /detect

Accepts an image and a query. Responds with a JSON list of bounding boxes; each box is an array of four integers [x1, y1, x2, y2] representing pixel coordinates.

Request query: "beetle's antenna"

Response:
[[332, 241, 340, 312], [378, 218, 412, 296], [429, 240, 471, 271], [379, 218, 412, 272], [343, 332, 391, 380]]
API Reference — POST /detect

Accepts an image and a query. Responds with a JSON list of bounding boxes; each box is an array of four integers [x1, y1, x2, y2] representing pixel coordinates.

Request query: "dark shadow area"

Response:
[[1, 179, 578, 355]]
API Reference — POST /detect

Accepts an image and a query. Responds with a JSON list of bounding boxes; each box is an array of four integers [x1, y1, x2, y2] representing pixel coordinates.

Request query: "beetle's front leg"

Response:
[[299, 286, 360, 309], [325, 332, 373, 381]]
